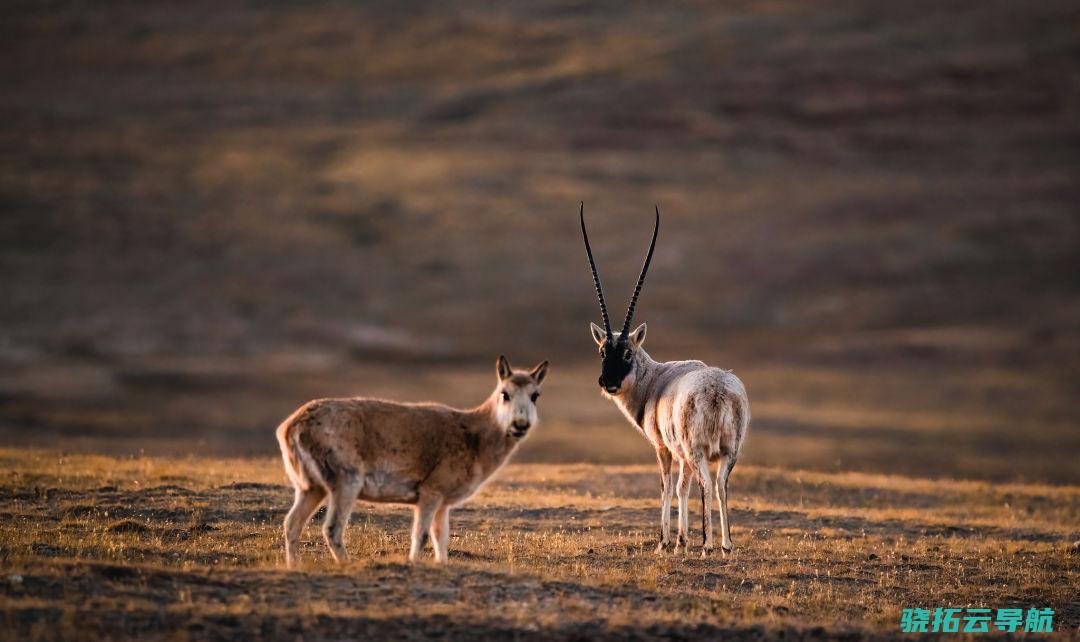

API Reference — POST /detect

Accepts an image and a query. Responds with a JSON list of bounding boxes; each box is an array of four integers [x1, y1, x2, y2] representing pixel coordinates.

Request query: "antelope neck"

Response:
[[612, 350, 660, 429]]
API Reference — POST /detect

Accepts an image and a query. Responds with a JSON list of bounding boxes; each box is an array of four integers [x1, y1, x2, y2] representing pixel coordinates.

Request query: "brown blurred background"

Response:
[[1, 0, 1077, 483]]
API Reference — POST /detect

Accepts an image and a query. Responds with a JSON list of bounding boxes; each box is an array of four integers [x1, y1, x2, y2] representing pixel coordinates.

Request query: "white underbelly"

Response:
[[357, 470, 420, 503]]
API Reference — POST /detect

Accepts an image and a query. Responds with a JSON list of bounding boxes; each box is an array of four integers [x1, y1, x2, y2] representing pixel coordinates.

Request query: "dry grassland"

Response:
[[1, 449, 1076, 640]]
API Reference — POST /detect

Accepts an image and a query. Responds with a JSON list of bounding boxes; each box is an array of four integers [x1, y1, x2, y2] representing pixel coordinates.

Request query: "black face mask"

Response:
[[598, 338, 634, 392]]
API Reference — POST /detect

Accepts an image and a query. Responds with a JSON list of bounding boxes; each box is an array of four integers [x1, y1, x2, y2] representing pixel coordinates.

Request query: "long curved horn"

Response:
[[620, 205, 660, 339], [579, 202, 612, 339]]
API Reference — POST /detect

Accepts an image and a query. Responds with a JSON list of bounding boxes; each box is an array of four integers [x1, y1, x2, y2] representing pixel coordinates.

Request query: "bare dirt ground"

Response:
[[1, 450, 1077, 640]]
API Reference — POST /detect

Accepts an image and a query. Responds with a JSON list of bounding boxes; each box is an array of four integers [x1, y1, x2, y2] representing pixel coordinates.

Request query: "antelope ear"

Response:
[[529, 360, 549, 385], [589, 322, 607, 346], [496, 355, 512, 381], [629, 323, 647, 346]]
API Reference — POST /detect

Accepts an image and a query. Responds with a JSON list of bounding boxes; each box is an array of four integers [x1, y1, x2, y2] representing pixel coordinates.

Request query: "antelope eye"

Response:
[[623, 350, 633, 362], [501, 391, 510, 402], [530, 392, 540, 403]]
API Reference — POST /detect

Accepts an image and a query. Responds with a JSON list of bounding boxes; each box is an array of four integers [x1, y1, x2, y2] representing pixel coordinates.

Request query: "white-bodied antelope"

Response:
[[580, 204, 750, 556], [276, 355, 548, 565]]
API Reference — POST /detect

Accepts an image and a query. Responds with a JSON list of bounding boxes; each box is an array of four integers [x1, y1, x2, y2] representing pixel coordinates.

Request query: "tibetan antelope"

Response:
[[276, 355, 548, 565], [579, 204, 750, 556]]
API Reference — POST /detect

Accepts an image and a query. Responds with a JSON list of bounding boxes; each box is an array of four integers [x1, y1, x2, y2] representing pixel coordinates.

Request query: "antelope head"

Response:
[[494, 355, 548, 438], [579, 203, 659, 395]]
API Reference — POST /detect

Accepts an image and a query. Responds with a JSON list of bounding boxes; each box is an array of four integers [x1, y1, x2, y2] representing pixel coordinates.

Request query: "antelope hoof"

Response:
[[701, 544, 715, 558], [655, 540, 670, 554], [674, 535, 688, 554], [722, 545, 733, 556]]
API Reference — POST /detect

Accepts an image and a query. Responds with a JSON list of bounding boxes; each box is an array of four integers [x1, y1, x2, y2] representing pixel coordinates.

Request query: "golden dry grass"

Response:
[[1, 449, 1077, 640]]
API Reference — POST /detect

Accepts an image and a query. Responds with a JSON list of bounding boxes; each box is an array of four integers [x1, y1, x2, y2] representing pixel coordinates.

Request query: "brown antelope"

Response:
[[276, 356, 548, 565], [580, 204, 750, 556]]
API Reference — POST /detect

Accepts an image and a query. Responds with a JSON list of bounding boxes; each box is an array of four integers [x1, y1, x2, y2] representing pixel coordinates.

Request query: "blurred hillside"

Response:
[[1, 0, 1077, 481]]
